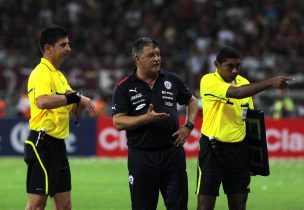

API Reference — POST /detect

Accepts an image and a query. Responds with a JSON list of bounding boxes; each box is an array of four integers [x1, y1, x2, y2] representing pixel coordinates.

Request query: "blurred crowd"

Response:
[[0, 0, 304, 118]]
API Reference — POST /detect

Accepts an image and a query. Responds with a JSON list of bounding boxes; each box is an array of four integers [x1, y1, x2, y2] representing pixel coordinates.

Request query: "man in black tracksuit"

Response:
[[112, 37, 198, 210]]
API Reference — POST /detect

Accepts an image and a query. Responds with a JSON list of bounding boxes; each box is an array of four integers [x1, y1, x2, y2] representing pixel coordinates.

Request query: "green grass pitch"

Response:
[[0, 157, 303, 210]]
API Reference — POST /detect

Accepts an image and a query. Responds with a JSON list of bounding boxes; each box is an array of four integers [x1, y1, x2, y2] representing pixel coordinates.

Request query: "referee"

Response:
[[24, 25, 96, 210], [112, 37, 198, 210], [196, 46, 294, 210]]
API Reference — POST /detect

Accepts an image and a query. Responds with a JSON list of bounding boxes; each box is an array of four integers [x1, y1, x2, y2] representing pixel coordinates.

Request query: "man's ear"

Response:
[[44, 44, 52, 53], [214, 60, 219, 68], [134, 56, 140, 65]]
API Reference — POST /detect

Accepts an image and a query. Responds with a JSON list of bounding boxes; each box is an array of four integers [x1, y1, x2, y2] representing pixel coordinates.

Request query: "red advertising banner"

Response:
[[97, 117, 128, 157], [265, 118, 304, 158], [97, 117, 304, 158]]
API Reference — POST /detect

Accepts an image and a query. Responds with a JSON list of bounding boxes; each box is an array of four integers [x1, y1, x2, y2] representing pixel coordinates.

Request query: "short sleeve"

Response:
[[112, 85, 130, 116], [174, 74, 192, 105], [34, 70, 52, 98], [200, 74, 231, 101]]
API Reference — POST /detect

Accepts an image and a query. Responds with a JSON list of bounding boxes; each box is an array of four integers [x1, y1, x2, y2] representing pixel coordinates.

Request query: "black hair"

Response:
[[132, 37, 159, 57], [216, 46, 240, 64], [39, 25, 68, 54]]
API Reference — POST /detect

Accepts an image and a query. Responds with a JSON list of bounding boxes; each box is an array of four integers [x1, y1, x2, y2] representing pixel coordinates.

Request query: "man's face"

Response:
[[49, 37, 71, 62], [136, 46, 161, 74], [216, 58, 241, 82]]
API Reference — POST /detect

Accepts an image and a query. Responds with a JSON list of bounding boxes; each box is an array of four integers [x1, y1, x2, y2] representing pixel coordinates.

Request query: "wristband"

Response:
[[65, 92, 81, 105]]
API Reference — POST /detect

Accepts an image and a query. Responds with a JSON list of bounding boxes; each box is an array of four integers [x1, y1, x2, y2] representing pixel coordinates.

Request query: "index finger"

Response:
[[156, 112, 170, 118], [285, 77, 295, 81], [88, 102, 97, 116]]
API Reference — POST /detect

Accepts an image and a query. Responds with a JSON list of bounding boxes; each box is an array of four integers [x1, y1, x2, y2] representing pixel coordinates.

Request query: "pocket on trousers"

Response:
[[24, 143, 35, 165]]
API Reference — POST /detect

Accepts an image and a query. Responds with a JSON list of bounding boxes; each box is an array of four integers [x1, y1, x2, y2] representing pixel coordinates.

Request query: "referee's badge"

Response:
[[129, 175, 134, 185], [164, 81, 172, 89]]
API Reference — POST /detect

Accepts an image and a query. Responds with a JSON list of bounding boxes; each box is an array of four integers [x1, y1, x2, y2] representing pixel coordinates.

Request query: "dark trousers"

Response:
[[128, 146, 188, 210]]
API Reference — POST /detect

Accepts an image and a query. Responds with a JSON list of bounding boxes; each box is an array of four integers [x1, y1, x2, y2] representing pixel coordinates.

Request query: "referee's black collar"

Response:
[[129, 68, 165, 82]]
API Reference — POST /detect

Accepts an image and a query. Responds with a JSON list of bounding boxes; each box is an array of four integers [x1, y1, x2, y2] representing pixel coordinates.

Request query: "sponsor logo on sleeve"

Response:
[[129, 88, 137, 93], [112, 104, 116, 110]]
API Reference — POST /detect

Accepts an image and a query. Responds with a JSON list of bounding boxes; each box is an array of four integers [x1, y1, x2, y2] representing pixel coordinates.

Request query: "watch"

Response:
[[184, 121, 194, 130]]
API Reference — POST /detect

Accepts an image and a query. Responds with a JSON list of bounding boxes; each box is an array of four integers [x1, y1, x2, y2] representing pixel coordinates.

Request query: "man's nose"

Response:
[[153, 54, 160, 61], [232, 66, 238, 73], [66, 45, 71, 52]]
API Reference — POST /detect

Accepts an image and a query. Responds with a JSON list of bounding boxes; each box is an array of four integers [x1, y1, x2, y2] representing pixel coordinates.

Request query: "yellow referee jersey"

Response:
[[28, 58, 73, 139], [200, 70, 254, 143]]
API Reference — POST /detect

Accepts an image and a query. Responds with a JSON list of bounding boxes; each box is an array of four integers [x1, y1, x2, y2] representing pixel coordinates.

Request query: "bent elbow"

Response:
[[115, 127, 124, 131], [35, 96, 51, 109], [36, 100, 48, 109], [113, 124, 123, 131], [113, 120, 123, 131]]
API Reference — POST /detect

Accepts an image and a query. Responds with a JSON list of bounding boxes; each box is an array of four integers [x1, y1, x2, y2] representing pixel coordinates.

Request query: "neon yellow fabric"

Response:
[[28, 58, 73, 139], [200, 70, 254, 143], [273, 98, 295, 119]]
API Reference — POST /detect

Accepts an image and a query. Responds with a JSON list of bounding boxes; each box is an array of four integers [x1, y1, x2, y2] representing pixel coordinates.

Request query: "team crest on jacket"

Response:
[[164, 81, 172, 89], [129, 175, 134, 185]]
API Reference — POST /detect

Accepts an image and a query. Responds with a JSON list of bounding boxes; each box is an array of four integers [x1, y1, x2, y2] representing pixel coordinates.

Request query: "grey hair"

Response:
[[132, 37, 159, 57]]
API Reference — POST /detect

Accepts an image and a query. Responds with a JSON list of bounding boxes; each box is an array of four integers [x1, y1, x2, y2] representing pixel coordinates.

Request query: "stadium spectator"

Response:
[[24, 25, 96, 210], [92, 92, 108, 117], [16, 90, 30, 119], [0, 96, 6, 118], [196, 46, 294, 210], [0, 0, 304, 117], [271, 89, 296, 118], [112, 37, 198, 210]]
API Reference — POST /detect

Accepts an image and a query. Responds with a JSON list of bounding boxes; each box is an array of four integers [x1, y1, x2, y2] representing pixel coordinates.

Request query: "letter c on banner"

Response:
[[66, 132, 77, 153], [99, 128, 119, 151], [266, 128, 281, 152], [10, 122, 29, 153]]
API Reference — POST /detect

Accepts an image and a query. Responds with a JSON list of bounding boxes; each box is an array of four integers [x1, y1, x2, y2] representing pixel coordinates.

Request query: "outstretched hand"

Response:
[[272, 76, 295, 89], [146, 104, 170, 122]]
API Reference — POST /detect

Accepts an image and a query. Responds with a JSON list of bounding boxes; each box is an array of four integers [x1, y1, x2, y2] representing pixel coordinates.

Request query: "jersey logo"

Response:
[[129, 88, 137, 93], [112, 104, 116, 110], [164, 101, 173, 107], [129, 175, 134, 185], [164, 81, 172, 89], [135, 103, 146, 111]]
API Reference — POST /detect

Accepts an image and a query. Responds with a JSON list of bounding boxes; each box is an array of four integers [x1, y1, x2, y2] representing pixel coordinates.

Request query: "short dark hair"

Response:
[[216, 46, 240, 64], [39, 25, 68, 53], [132, 37, 159, 57]]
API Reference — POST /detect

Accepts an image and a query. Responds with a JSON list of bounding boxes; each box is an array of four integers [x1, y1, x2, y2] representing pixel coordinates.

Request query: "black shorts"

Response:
[[128, 146, 188, 210], [196, 134, 250, 196], [24, 130, 71, 197]]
